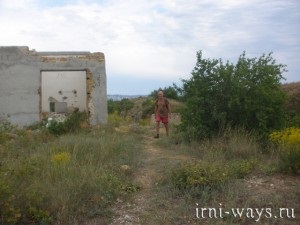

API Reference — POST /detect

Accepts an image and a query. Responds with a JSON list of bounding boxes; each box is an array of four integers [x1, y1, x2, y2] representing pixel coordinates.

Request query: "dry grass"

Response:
[[0, 124, 143, 225], [135, 127, 300, 225], [1, 91, 299, 225]]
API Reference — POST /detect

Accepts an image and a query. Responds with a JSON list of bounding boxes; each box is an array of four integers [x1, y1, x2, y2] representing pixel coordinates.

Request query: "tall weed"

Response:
[[0, 128, 142, 225], [269, 127, 300, 173], [163, 128, 261, 197], [46, 111, 88, 135]]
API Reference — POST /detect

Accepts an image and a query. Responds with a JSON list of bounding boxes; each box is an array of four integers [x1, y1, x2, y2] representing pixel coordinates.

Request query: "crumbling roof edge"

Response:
[[37, 51, 91, 56]]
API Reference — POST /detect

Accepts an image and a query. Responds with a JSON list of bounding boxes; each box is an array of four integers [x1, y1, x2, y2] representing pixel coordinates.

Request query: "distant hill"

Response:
[[108, 81, 300, 111], [281, 82, 300, 111], [108, 94, 147, 101]]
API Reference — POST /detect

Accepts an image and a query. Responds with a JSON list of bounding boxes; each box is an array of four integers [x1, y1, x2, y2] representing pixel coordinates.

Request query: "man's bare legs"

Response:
[[155, 121, 169, 138], [164, 123, 169, 136], [155, 121, 160, 138]]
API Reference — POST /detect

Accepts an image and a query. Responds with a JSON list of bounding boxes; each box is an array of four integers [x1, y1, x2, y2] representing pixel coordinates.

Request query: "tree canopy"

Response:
[[149, 86, 181, 100], [178, 51, 287, 140]]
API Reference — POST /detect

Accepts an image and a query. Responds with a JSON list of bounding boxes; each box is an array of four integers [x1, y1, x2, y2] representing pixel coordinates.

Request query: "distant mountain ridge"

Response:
[[107, 94, 147, 101]]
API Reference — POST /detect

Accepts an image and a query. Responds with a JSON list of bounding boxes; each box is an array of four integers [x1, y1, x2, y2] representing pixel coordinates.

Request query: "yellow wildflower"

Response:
[[51, 152, 71, 165], [269, 127, 300, 147]]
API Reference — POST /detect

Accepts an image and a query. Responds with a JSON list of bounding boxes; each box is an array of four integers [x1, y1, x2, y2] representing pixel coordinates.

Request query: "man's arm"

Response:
[[166, 100, 171, 116], [154, 100, 158, 115]]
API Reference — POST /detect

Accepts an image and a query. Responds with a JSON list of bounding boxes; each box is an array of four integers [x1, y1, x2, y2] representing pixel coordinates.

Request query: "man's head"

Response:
[[158, 91, 164, 99]]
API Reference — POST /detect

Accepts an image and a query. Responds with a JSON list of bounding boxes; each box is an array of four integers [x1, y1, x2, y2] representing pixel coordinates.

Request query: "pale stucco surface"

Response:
[[0, 46, 107, 126]]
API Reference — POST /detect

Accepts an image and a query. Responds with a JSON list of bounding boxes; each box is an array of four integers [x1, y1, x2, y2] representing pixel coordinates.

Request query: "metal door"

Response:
[[41, 71, 87, 113]]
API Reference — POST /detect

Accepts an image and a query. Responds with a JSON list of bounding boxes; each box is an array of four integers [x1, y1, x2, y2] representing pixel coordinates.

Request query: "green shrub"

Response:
[[169, 157, 257, 196], [284, 111, 300, 128], [170, 162, 230, 192], [228, 159, 257, 179], [107, 99, 118, 114], [0, 120, 17, 144], [107, 98, 134, 116], [141, 98, 155, 119], [178, 51, 287, 140], [0, 120, 17, 133], [27, 207, 52, 225], [47, 112, 87, 135], [149, 86, 181, 101], [108, 112, 123, 126], [46, 119, 65, 135], [279, 147, 300, 174], [170, 159, 257, 193]]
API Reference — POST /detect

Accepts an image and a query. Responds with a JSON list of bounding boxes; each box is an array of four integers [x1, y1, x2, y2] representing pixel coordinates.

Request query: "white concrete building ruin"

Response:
[[0, 46, 108, 126]]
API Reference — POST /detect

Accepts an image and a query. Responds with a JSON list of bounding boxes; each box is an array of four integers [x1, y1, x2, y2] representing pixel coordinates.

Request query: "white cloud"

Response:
[[0, 0, 299, 94]]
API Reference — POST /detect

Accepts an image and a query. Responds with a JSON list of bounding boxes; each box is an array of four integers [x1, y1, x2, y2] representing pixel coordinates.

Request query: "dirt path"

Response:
[[108, 131, 300, 225], [109, 135, 194, 225]]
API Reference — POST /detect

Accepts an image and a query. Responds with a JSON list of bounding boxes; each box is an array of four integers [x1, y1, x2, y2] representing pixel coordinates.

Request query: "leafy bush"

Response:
[[170, 162, 230, 192], [282, 82, 300, 127], [108, 112, 124, 126], [269, 127, 300, 173], [119, 98, 135, 114], [27, 207, 52, 225], [228, 159, 257, 179], [141, 98, 155, 119], [107, 98, 134, 116], [149, 85, 181, 100], [46, 119, 65, 135], [47, 111, 87, 135], [178, 51, 287, 140], [0, 120, 17, 133], [107, 99, 118, 114], [170, 158, 257, 194], [0, 120, 17, 144], [284, 111, 300, 128]]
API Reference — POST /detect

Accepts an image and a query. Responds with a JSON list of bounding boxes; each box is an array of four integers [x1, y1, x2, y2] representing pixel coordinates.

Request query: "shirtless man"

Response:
[[154, 91, 171, 138]]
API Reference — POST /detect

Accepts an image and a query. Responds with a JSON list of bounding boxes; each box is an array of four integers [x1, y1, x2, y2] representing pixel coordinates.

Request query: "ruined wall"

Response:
[[0, 46, 107, 126]]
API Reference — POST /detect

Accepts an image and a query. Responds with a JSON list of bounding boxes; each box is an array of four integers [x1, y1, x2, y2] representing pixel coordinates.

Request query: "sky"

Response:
[[0, 0, 299, 95]]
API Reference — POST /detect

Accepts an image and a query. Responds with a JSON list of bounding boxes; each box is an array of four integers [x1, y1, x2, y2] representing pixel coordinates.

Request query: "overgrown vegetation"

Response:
[[107, 98, 135, 116], [160, 128, 262, 195], [138, 55, 299, 223], [1, 50, 299, 225], [269, 127, 300, 173], [282, 82, 300, 127], [0, 117, 142, 225], [177, 51, 287, 140], [143, 127, 299, 225], [149, 86, 182, 101], [46, 111, 88, 135]]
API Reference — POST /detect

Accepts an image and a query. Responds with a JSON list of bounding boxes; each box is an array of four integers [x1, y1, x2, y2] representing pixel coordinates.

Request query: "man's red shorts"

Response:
[[156, 115, 168, 124]]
